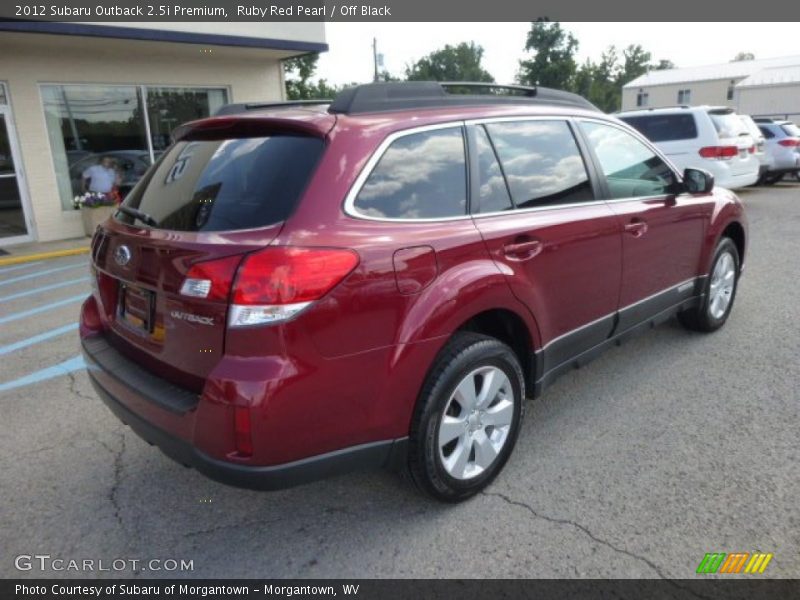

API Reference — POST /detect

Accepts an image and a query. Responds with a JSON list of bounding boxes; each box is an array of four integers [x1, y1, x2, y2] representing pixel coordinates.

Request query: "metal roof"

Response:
[[624, 55, 800, 88], [737, 65, 800, 88]]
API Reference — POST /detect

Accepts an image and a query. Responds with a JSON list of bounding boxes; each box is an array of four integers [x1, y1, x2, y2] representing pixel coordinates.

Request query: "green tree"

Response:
[[517, 21, 579, 90], [618, 44, 652, 85], [405, 42, 494, 82], [284, 54, 325, 100], [653, 59, 676, 70]]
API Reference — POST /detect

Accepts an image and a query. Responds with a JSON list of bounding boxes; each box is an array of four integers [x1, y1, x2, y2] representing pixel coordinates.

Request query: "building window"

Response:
[[41, 84, 228, 210], [636, 91, 649, 107], [727, 82, 735, 101], [677, 89, 692, 105], [0, 83, 7, 105]]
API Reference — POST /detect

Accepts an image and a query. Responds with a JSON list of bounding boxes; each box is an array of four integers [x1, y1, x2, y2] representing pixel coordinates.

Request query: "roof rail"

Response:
[[214, 99, 332, 116], [327, 81, 599, 115]]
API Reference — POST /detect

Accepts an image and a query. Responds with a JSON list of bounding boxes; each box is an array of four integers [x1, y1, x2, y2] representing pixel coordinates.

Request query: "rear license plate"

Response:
[[119, 283, 154, 333]]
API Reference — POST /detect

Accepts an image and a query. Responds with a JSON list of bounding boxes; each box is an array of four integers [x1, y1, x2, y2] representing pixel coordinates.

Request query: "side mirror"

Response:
[[684, 168, 714, 194]]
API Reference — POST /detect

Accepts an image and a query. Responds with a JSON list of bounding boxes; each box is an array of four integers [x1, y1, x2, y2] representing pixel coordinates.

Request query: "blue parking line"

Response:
[[0, 294, 86, 325], [0, 262, 87, 287], [0, 261, 44, 275], [0, 277, 89, 303], [0, 355, 85, 393], [0, 323, 78, 356]]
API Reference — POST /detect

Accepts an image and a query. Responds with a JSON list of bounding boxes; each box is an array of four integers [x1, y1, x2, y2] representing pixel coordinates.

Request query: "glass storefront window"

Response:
[[41, 84, 228, 210], [146, 87, 228, 153]]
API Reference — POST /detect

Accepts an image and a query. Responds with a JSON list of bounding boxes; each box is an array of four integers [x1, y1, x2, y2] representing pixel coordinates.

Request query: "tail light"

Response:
[[778, 139, 800, 147], [748, 145, 755, 154], [699, 146, 739, 160], [180, 255, 242, 301], [180, 247, 359, 327]]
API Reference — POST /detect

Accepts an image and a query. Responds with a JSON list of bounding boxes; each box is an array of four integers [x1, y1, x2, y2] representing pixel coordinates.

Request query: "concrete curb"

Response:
[[0, 246, 90, 267]]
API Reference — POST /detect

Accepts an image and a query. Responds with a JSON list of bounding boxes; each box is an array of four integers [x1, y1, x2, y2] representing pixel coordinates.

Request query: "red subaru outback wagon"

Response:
[[81, 82, 747, 501]]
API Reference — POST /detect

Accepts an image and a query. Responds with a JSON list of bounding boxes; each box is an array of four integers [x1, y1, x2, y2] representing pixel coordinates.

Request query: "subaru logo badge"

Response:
[[114, 245, 132, 267]]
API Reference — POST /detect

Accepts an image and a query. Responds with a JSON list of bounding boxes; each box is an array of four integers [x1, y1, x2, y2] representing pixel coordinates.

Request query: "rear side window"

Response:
[[485, 120, 593, 209], [353, 127, 467, 219], [120, 135, 324, 232], [620, 114, 698, 142], [759, 126, 775, 139]]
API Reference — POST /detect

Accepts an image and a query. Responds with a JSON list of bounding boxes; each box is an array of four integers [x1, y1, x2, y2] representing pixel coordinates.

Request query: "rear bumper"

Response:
[[82, 335, 408, 490]]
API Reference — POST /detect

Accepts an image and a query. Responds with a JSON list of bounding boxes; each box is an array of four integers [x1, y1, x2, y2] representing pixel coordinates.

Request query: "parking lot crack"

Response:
[[109, 431, 127, 527], [67, 370, 95, 403], [482, 491, 716, 600]]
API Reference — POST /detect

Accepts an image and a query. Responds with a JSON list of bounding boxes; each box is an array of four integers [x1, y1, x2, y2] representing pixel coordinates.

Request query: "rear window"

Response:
[[708, 110, 748, 138], [780, 123, 800, 137], [119, 135, 324, 232], [619, 114, 698, 142]]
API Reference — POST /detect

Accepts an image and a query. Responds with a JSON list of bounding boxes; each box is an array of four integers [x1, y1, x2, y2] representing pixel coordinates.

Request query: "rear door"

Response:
[[577, 119, 712, 332], [92, 131, 326, 390], [468, 119, 622, 377]]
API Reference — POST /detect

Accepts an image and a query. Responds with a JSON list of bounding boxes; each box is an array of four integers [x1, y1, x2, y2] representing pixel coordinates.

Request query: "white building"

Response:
[[622, 55, 800, 119], [0, 22, 326, 245]]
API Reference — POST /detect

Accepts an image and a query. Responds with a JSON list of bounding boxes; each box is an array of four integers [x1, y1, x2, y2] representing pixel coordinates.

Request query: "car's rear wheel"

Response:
[[679, 237, 740, 332], [407, 332, 524, 502]]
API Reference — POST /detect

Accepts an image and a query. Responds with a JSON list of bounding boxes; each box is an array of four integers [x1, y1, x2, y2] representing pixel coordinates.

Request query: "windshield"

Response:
[[118, 135, 324, 232]]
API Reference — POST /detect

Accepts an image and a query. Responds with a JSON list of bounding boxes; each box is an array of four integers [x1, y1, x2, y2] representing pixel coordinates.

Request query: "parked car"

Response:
[[754, 118, 800, 184], [80, 82, 748, 502], [69, 150, 152, 197], [618, 106, 760, 190], [739, 115, 769, 182]]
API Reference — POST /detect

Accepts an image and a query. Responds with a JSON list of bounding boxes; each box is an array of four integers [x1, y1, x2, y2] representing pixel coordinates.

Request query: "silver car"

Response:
[[755, 118, 800, 184]]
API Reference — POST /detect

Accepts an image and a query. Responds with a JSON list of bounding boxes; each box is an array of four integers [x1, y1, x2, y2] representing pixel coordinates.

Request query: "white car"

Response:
[[739, 114, 769, 182], [618, 106, 760, 190]]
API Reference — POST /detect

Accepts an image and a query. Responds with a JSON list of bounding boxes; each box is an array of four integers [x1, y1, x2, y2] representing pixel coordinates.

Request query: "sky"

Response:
[[316, 22, 800, 85]]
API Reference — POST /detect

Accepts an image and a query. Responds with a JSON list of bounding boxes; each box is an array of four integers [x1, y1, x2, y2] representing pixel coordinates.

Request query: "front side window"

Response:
[[353, 127, 467, 219], [581, 121, 677, 199], [484, 120, 593, 209]]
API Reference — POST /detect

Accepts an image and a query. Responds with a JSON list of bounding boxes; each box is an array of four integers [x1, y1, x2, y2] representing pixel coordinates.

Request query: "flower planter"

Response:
[[80, 205, 116, 236]]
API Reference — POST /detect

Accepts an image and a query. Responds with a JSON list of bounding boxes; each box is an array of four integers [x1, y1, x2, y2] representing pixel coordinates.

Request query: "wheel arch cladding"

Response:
[[455, 308, 536, 395], [722, 221, 746, 268]]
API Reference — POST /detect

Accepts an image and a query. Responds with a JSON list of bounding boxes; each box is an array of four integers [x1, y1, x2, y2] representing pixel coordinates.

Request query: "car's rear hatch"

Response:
[[708, 108, 756, 175], [91, 113, 331, 391]]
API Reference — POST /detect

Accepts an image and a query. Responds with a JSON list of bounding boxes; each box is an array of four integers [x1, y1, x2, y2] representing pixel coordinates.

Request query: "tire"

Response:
[[407, 332, 524, 502], [678, 237, 740, 332]]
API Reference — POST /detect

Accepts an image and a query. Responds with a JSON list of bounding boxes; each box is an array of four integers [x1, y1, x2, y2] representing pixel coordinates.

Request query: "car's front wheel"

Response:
[[407, 332, 524, 502], [679, 237, 740, 332]]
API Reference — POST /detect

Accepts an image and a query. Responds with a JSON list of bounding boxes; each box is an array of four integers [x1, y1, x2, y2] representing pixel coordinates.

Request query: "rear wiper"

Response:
[[117, 205, 158, 227]]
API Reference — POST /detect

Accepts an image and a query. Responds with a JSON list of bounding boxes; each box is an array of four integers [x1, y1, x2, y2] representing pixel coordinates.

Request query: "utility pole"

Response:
[[373, 37, 379, 82]]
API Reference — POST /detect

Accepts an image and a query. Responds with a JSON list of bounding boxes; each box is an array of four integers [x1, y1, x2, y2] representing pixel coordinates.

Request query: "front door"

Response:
[[0, 102, 33, 244], [577, 119, 711, 332]]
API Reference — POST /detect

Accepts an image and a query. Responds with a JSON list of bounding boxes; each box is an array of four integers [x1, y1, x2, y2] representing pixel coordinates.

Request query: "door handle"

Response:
[[624, 219, 648, 237], [502, 239, 543, 261]]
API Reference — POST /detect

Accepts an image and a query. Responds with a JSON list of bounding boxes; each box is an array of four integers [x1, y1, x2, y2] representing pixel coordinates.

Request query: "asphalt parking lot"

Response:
[[1, 183, 798, 580]]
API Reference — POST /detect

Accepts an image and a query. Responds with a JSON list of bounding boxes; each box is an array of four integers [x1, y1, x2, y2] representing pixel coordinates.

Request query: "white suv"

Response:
[[618, 106, 760, 190]]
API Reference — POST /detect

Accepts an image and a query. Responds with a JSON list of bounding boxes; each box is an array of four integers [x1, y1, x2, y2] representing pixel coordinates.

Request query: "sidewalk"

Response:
[[0, 236, 90, 266]]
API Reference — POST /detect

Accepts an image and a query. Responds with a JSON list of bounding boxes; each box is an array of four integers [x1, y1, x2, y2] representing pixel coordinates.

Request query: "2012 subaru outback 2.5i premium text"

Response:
[[80, 82, 748, 502]]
